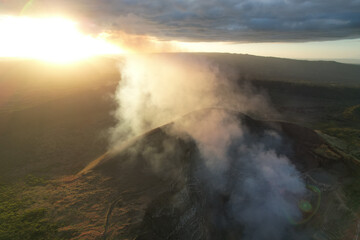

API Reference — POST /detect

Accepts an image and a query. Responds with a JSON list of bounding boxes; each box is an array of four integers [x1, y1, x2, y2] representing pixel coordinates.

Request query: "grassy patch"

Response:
[[343, 175, 360, 212], [0, 184, 60, 240], [321, 128, 360, 159], [324, 128, 360, 143], [343, 104, 360, 121], [25, 174, 47, 187]]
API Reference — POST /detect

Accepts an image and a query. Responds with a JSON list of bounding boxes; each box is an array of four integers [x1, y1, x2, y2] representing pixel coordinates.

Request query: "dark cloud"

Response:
[[1, 0, 360, 42]]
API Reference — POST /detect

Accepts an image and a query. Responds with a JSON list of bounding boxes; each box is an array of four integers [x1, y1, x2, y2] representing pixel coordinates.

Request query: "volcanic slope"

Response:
[[73, 108, 360, 240]]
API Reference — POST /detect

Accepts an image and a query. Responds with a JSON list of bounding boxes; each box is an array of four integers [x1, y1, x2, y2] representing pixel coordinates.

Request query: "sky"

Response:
[[0, 0, 360, 60]]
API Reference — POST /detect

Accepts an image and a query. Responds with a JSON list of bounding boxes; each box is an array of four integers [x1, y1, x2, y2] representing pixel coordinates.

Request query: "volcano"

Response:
[[77, 109, 359, 240]]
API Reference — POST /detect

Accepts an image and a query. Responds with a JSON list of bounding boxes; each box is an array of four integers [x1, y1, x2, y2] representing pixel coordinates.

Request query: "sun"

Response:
[[0, 15, 125, 63]]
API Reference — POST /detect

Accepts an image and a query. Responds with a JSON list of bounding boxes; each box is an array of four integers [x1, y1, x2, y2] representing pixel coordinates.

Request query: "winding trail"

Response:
[[102, 196, 123, 240]]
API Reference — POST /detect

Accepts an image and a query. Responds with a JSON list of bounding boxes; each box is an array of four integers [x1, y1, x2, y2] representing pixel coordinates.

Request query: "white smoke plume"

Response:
[[231, 145, 305, 240], [109, 53, 306, 239], [171, 109, 306, 239], [109, 53, 272, 149]]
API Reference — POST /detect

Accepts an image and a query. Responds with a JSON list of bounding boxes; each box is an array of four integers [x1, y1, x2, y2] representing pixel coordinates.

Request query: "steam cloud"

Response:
[[110, 54, 271, 147], [171, 109, 305, 239], [110, 53, 306, 239]]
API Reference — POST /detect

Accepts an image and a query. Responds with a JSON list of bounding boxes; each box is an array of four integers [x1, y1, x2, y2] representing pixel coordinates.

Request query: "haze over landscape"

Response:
[[0, 1, 360, 240]]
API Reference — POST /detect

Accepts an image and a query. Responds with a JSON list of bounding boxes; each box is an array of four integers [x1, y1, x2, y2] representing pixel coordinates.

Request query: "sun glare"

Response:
[[0, 16, 125, 63]]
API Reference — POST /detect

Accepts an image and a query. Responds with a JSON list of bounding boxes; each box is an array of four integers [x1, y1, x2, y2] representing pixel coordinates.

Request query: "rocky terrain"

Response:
[[73, 109, 360, 239]]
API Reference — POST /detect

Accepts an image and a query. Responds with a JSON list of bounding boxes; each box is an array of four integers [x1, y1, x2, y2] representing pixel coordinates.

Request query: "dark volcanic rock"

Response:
[[81, 109, 353, 240]]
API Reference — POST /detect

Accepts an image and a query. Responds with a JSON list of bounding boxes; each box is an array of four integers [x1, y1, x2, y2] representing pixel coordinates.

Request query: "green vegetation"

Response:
[[343, 104, 360, 121], [321, 128, 360, 159], [343, 175, 360, 212], [0, 183, 60, 240], [25, 174, 48, 187]]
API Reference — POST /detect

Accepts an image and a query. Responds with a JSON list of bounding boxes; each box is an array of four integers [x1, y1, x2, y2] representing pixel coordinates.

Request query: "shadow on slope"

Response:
[[76, 108, 358, 240]]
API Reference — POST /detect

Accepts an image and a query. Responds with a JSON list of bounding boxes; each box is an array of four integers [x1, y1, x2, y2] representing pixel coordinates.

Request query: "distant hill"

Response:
[[333, 59, 360, 65], [2, 53, 359, 90], [169, 53, 360, 86]]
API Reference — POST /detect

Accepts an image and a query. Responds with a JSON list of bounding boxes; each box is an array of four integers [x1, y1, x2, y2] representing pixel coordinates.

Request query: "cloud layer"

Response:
[[2, 0, 360, 42]]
